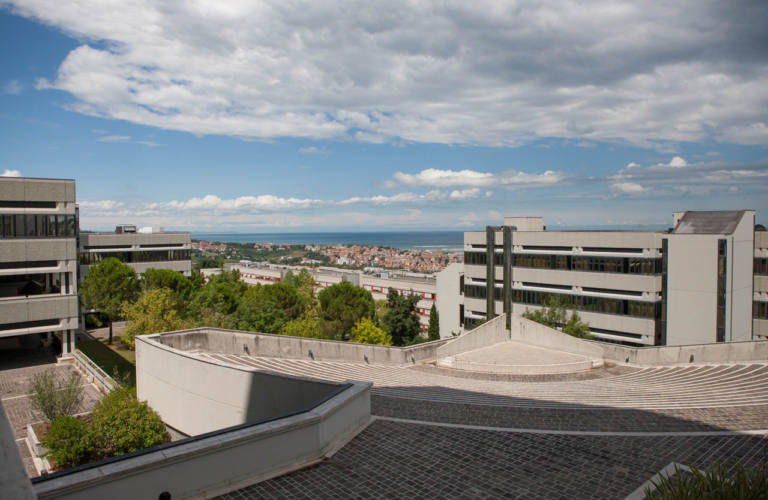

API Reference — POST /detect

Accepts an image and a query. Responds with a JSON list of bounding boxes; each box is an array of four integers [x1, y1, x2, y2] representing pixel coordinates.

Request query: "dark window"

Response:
[[716, 239, 727, 342], [513, 289, 659, 319], [582, 247, 643, 254], [522, 245, 571, 251], [755, 258, 768, 276], [512, 253, 660, 275], [0, 201, 57, 209], [755, 301, 768, 320], [0, 261, 57, 270], [464, 252, 487, 266]]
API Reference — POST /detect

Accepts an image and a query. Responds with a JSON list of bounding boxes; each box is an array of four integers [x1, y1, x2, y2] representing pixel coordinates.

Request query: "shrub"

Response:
[[645, 463, 768, 499], [349, 317, 392, 346], [90, 387, 169, 456], [41, 416, 94, 469], [28, 369, 84, 422]]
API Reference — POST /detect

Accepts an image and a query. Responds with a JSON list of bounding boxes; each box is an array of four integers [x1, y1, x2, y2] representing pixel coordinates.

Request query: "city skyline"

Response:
[[1, 1, 767, 232]]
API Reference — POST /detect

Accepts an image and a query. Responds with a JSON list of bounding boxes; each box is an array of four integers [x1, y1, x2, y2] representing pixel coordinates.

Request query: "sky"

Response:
[[1, 1, 767, 232]]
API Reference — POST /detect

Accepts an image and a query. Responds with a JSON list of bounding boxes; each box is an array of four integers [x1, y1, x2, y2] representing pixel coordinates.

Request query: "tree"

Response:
[[283, 268, 317, 309], [349, 317, 392, 346], [187, 269, 246, 329], [42, 416, 94, 469], [523, 295, 591, 339], [317, 281, 375, 340], [428, 304, 440, 341], [281, 315, 328, 339], [381, 289, 421, 346], [236, 282, 306, 334], [122, 288, 187, 348], [140, 268, 193, 301], [89, 387, 169, 457], [80, 258, 140, 344], [28, 369, 83, 422]]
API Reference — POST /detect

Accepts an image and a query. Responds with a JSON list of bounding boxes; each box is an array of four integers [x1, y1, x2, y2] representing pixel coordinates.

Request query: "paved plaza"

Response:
[[211, 353, 768, 499], [0, 343, 102, 477]]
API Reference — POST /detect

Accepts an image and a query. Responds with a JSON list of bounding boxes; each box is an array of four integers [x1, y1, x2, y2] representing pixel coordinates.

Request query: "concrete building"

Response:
[[79, 224, 191, 279], [227, 262, 437, 332], [0, 177, 79, 355], [438, 210, 764, 346]]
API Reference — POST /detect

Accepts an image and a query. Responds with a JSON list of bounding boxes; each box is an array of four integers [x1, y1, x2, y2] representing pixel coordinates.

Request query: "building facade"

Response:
[[438, 210, 763, 346], [0, 177, 79, 354], [79, 225, 192, 279]]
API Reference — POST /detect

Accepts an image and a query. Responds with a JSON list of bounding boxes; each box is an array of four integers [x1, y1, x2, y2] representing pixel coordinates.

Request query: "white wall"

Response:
[[436, 262, 462, 338], [729, 211, 754, 341]]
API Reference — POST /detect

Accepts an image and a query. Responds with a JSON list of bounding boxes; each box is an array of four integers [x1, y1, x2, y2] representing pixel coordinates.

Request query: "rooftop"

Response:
[[672, 210, 747, 235]]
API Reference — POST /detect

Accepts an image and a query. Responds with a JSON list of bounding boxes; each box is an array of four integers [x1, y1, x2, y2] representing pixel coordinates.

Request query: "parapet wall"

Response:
[[436, 315, 508, 358], [509, 315, 605, 359], [598, 338, 768, 366], [156, 327, 449, 366], [137, 332, 345, 436]]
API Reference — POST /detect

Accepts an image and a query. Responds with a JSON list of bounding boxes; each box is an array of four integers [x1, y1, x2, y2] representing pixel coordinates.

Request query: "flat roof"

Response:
[[672, 210, 746, 235]]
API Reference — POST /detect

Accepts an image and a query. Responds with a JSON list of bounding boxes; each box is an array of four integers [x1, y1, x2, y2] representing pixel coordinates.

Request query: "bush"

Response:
[[349, 317, 392, 346], [645, 463, 768, 499], [42, 416, 94, 469], [90, 387, 169, 456], [28, 369, 84, 422]]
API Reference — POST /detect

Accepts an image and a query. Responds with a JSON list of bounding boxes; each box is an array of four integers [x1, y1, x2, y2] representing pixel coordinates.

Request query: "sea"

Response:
[[191, 231, 465, 253]]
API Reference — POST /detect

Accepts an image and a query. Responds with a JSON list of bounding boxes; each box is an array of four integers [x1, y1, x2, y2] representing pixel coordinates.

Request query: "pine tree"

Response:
[[428, 304, 440, 341]]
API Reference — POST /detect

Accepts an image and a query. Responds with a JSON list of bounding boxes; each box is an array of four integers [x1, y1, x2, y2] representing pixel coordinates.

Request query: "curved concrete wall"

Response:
[[436, 315, 508, 358], [509, 315, 606, 359], [137, 333, 345, 436], [597, 338, 768, 366], [155, 328, 449, 367]]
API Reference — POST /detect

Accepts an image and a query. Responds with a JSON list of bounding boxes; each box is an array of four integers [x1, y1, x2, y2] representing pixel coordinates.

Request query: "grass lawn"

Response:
[[77, 339, 136, 386]]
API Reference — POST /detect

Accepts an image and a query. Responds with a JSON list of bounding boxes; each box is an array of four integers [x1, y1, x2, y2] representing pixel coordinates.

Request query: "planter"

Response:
[[26, 421, 52, 476]]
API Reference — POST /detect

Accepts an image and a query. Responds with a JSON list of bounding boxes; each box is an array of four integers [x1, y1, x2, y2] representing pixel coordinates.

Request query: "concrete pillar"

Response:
[[60, 330, 75, 357]]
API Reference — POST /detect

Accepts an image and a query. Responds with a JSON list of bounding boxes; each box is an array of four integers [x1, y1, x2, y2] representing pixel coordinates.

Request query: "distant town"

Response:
[[192, 240, 462, 273]]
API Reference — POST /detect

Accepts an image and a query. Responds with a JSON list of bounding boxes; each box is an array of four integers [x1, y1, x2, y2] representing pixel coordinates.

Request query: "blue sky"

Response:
[[1, 1, 767, 232]]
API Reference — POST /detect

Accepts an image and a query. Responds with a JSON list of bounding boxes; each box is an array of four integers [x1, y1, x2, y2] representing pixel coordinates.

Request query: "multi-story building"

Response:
[[227, 262, 437, 332], [79, 224, 191, 279], [0, 177, 79, 355], [438, 210, 762, 346]]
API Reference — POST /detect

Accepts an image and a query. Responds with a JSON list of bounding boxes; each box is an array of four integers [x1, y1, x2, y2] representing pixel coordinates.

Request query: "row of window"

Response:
[[463, 285, 659, 319], [79, 249, 191, 265], [0, 214, 76, 239], [755, 258, 768, 276], [464, 252, 662, 275], [755, 301, 768, 320]]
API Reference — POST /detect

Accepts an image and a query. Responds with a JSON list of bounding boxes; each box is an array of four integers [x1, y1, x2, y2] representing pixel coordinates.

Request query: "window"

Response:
[[0, 214, 76, 239]]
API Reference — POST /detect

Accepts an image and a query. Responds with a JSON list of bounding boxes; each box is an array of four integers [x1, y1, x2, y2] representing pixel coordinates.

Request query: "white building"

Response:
[[437, 210, 766, 346]]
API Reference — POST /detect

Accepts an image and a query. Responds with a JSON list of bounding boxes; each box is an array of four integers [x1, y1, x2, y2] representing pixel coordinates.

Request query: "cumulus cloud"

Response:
[[668, 156, 688, 168], [391, 168, 563, 188], [611, 182, 645, 194], [152, 194, 324, 213], [1, 169, 22, 177], [298, 146, 328, 155], [7, 0, 768, 147]]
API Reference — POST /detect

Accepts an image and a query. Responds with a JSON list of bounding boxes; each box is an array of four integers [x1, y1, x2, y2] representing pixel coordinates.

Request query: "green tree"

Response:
[[140, 268, 193, 301], [283, 268, 317, 309], [381, 289, 421, 346], [427, 304, 440, 341], [42, 416, 94, 469], [317, 281, 375, 340], [187, 269, 246, 329], [523, 295, 591, 339], [90, 387, 169, 457], [281, 315, 328, 339], [80, 258, 140, 344], [349, 317, 392, 345], [122, 288, 187, 348], [237, 282, 306, 334]]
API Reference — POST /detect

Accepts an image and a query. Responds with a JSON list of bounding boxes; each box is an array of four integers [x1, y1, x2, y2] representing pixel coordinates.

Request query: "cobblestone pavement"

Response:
[[0, 345, 103, 477], [218, 419, 768, 500]]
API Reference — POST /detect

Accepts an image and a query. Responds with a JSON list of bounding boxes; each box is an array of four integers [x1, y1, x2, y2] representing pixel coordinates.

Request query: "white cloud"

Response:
[[3, 80, 22, 95], [391, 168, 563, 188], [78, 200, 123, 210], [8, 0, 768, 147], [153, 194, 323, 212], [668, 156, 688, 168], [96, 134, 131, 142], [298, 146, 328, 155], [611, 182, 645, 194], [1, 169, 21, 177]]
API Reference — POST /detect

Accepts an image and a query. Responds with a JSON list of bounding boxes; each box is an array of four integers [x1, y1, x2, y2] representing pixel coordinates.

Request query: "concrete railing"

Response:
[[509, 315, 606, 359], [436, 315, 509, 358], [73, 349, 117, 393], [444, 357, 599, 375], [596, 338, 768, 366], [155, 327, 449, 366]]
